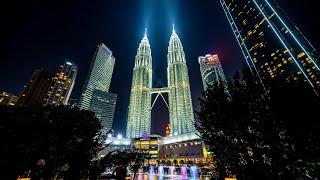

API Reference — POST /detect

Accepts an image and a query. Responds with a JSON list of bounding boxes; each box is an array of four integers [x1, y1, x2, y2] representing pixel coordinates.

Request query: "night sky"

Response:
[[1, 0, 320, 136]]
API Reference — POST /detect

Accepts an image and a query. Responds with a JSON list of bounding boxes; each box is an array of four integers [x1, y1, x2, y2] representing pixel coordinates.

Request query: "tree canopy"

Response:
[[196, 69, 320, 179], [0, 105, 105, 179]]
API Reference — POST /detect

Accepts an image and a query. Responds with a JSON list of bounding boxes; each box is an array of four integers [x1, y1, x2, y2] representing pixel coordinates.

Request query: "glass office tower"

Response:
[[79, 43, 117, 133], [221, 0, 320, 93]]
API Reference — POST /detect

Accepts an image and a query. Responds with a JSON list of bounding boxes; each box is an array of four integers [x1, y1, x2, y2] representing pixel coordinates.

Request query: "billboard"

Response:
[[205, 55, 219, 65]]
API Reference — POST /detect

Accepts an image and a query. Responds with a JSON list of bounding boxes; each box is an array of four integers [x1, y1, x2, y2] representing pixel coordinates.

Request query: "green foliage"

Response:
[[0, 105, 105, 179], [196, 69, 300, 179], [89, 149, 145, 179]]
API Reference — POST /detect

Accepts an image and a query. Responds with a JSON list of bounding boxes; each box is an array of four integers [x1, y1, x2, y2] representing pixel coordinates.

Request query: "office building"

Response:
[[79, 43, 117, 133], [198, 54, 228, 91], [43, 61, 77, 106], [221, 0, 320, 93], [16, 69, 52, 106], [89, 90, 117, 132], [79, 43, 115, 110]]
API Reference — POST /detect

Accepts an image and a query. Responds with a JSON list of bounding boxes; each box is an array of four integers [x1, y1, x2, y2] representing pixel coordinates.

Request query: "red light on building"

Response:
[[205, 54, 219, 65], [165, 124, 171, 137]]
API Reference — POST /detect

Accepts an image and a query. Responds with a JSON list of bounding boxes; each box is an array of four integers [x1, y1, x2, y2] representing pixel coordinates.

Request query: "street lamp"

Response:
[[107, 133, 112, 138]]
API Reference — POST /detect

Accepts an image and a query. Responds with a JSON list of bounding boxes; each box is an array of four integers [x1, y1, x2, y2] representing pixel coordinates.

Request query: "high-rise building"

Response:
[[127, 31, 152, 138], [79, 43, 117, 133], [167, 26, 195, 135], [89, 90, 117, 132], [43, 61, 77, 106], [126, 27, 196, 138], [79, 43, 115, 110], [16, 68, 52, 106], [0, 92, 18, 106], [221, 0, 320, 93], [198, 54, 228, 91]]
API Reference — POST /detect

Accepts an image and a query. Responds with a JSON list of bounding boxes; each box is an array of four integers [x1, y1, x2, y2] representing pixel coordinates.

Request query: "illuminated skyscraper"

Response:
[[126, 30, 152, 138], [79, 43, 117, 133], [79, 43, 115, 110], [167, 26, 195, 135], [221, 0, 320, 93], [198, 54, 228, 91], [43, 61, 77, 106], [127, 27, 196, 138]]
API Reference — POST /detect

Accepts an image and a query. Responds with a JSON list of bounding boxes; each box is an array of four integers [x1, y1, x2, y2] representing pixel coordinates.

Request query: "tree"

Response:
[[0, 105, 105, 179], [196, 69, 296, 179], [89, 149, 146, 180], [268, 75, 320, 178]]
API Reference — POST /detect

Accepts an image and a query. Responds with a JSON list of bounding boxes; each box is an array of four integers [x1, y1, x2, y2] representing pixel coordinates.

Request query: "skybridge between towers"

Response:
[[150, 87, 169, 110], [126, 25, 196, 138]]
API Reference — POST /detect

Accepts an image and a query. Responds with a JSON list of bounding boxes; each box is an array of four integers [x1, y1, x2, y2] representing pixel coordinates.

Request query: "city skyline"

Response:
[[1, 0, 320, 136]]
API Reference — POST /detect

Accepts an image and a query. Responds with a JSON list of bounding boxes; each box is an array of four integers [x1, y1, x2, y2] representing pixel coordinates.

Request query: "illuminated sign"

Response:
[[205, 55, 218, 65]]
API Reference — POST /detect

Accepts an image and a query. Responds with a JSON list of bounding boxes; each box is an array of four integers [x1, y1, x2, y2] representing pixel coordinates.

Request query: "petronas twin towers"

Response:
[[126, 26, 195, 138]]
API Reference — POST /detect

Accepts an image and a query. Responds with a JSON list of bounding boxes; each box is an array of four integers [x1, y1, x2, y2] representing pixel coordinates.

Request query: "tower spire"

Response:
[[172, 24, 175, 34], [144, 28, 147, 38]]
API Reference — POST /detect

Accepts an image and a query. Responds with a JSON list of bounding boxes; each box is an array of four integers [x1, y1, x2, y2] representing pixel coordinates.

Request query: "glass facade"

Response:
[[221, 0, 320, 93], [79, 43, 117, 133], [90, 90, 117, 133], [79, 43, 115, 110]]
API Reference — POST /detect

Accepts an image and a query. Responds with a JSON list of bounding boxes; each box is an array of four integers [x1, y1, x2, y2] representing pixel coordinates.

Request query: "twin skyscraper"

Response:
[[126, 26, 195, 138]]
